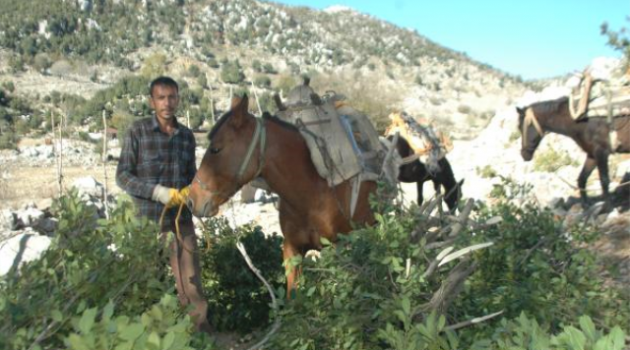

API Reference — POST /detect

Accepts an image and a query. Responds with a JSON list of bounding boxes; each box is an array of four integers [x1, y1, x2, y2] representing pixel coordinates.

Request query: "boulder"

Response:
[[16, 207, 45, 228], [0, 231, 52, 276], [0, 209, 17, 232], [72, 176, 104, 198]]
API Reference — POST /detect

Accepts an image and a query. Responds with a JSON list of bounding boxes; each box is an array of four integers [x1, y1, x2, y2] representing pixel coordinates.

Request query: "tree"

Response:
[[220, 60, 245, 84], [601, 19, 630, 62], [197, 74, 208, 89], [188, 64, 201, 77], [263, 63, 277, 74], [140, 52, 167, 78], [254, 75, 271, 89], [252, 59, 263, 73]]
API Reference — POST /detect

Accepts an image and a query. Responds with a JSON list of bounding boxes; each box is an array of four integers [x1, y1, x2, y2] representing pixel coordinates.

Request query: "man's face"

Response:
[[150, 84, 179, 121]]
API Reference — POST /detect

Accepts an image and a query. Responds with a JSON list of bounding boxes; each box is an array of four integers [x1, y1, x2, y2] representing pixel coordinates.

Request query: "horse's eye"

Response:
[[210, 147, 221, 155]]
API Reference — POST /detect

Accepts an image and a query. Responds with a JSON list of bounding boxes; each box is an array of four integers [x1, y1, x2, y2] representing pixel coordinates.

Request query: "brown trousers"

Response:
[[162, 220, 212, 334]]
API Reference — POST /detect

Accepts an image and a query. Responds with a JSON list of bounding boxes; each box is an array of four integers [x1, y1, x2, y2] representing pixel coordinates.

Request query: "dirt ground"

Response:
[[0, 164, 121, 210]]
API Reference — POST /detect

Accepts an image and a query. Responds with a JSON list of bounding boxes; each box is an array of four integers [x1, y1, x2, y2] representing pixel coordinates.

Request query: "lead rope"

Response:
[[158, 201, 212, 254]]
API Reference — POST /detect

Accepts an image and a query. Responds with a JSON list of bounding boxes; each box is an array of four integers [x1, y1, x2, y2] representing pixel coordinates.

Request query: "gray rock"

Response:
[[548, 197, 565, 209], [72, 176, 104, 198], [0, 210, 17, 232], [16, 207, 45, 228], [34, 218, 58, 234], [0, 231, 52, 276]]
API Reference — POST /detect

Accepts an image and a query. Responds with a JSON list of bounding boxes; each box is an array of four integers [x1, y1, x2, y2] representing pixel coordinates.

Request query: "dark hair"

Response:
[[149, 76, 179, 97]]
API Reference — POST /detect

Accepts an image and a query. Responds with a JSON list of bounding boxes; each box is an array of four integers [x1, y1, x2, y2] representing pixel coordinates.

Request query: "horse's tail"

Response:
[[438, 157, 461, 212]]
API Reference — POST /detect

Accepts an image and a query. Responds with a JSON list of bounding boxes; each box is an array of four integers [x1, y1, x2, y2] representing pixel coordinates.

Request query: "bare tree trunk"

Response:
[[102, 110, 110, 219], [57, 113, 64, 196], [186, 110, 190, 129], [51, 112, 61, 196]]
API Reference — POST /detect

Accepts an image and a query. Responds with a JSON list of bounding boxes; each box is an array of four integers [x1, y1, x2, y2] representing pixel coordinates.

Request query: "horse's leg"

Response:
[[282, 241, 300, 299], [432, 178, 444, 217], [577, 156, 597, 205], [416, 180, 425, 206], [595, 151, 611, 206]]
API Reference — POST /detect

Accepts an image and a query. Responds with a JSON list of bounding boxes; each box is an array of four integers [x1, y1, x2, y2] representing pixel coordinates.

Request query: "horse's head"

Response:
[[188, 95, 266, 217], [516, 106, 544, 161]]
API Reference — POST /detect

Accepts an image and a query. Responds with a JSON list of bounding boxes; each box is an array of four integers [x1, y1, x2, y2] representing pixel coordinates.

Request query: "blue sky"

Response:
[[272, 0, 628, 80]]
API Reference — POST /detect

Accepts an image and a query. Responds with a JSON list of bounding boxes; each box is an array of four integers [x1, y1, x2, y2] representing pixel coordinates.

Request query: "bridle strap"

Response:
[[522, 109, 544, 149], [193, 117, 266, 196], [237, 117, 266, 184]]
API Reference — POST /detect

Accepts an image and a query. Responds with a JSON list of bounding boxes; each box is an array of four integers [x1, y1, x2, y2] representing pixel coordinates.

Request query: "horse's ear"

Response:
[[229, 94, 249, 128], [231, 95, 243, 109]]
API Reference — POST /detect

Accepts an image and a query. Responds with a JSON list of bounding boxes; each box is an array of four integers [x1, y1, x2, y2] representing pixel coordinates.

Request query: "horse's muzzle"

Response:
[[187, 196, 218, 217], [521, 149, 534, 161]]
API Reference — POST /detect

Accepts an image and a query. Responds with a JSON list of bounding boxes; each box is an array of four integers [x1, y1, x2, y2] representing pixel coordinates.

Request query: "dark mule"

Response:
[[187, 96, 377, 295], [517, 97, 630, 204], [388, 135, 461, 211]]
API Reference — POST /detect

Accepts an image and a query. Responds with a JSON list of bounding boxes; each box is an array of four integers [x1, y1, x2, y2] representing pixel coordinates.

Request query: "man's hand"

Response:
[[152, 185, 190, 208]]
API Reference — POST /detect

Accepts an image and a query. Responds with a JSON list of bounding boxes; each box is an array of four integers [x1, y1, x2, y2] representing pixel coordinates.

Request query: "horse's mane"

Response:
[[207, 111, 299, 141], [262, 112, 299, 132], [527, 96, 568, 116]]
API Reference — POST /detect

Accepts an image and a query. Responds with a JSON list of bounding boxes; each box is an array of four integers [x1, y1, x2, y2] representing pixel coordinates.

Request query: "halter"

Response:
[[194, 117, 267, 194], [237, 117, 267, 184], [522, 109, 544, 150]]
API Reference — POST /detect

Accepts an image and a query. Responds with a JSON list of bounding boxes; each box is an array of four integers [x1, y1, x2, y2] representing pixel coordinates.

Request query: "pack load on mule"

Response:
[[273, 78, 400, 216], [384, 111, 452, 176], [567, 57, 630, 121]]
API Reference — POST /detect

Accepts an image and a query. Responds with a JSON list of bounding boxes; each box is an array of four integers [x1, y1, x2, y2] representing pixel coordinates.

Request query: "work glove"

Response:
[[152, 185, 189, 208]]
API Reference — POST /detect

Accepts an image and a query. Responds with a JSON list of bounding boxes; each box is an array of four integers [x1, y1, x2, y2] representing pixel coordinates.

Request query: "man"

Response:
[[116, 76, 211, 334]]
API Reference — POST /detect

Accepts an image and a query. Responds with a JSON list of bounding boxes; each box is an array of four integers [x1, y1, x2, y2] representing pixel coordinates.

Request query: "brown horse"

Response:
[[516, 97, 630, 205], [187, 96, 377, 295], [389, 135, 461, 212]]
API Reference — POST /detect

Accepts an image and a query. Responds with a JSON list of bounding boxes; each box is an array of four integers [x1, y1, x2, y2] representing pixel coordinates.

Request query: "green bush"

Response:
[[0, 192, 192, 349], [454, 178, 630, 343], [533, 147, 578, 172], [254, 75, 272, 89], [0, 130, 18, 149], [220, 60, 245, 84], [64, 295, 209, 350], [187, 64, 201, 78], [471, 313, 626, 350], [198, 219, 284, 333], [457, 104, 472, 114], [476, 165, 498, 178]]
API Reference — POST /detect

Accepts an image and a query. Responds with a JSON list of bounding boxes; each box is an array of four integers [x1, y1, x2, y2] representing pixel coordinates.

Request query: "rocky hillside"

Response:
[[0, 0, 529, 141]]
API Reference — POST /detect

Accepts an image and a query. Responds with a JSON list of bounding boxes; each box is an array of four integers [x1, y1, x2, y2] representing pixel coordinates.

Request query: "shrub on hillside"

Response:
[[0, 130, 18, 149], [220, 59, 245, 84], [254, 75, 272, 89], [533, 147, 578, 172]]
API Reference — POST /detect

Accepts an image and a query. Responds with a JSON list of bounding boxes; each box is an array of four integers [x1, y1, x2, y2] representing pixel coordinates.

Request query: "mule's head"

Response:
[[516, 106, 544, 161], [188, 95, 265, 217]]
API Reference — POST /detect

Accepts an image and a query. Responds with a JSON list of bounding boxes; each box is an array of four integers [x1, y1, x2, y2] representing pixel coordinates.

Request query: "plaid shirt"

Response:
[[116, 116, 196, 230]]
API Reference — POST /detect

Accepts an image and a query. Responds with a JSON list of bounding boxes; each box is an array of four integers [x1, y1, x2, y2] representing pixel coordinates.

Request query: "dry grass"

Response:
[[0, 164, 120, 210]]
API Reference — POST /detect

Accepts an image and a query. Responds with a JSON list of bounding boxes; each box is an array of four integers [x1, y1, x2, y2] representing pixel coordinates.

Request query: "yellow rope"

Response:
[[158, 201, 212, 254]]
